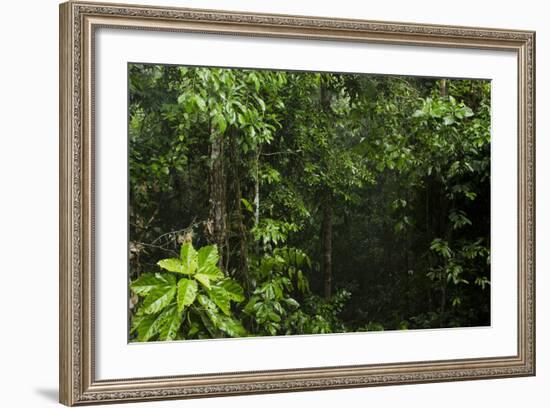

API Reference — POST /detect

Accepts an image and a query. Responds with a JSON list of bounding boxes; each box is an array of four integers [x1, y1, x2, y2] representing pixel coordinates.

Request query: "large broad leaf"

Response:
[[198, 309, 220, 338], [218, 279, 245, 302], [130, 273, 170, 296], [158, 306, 183, 341], [197, 295, 245, 337], [141, 283, 177, 315], [194, 268, 224, 289], [180, 243, 198, 275], [130, 309, 146, 334], [197, 295, 223, 335], [198, 260, 223, 282], [177, 278, 198, 312], [216, 315, 247, 338], [157, 258, 189, 274], [135, 309, 169, 342], [197, 245, 219, 270], [195, 245, 224, 283], [207, 286, 231, 316], [194, 273, 212, 290], [197, 293, 217, 312]]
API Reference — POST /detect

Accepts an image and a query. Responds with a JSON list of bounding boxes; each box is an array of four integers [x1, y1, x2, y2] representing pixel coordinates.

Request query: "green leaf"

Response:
[[456, 105, 474, 118], [284, 298, 300, 308], [197, 293, 217, 311], [449, 211, 472, 230], [214, 113, 227, 133], [177, 93, 187, 104], [158, 306, 183, 341], [194, 95, 206, 111], [475, 276, 491, 290], [208, 286, 231, 316], [130, 310, 146, 334], [177, 278, 198, 312], [256, 97, 266, 112], [197, 294, 226, 334], [217, 315, 247, 337], [141, 284, 177, 315], [197, 263, 224, 282], [194, 273, 212, 290], [240, 198, 254, 213], [135, 314, 160, 341], [243, 296, 259, 314], [394, 221, 404, 233], [157, 258, 187, 274], [199, 289, 245, 337], [197, 245, 219, 269], [135, 310, 169, 342], [463, 106, 474, 117], [130, 273, 168, 296], [268, 311, 281, 322], [267, 324, 277, 336], [412, 109, 424, 118], [430, 238, 453, 258], [218, 279, 245, 302], [443, 115, 455, 126], [180, 243, 198, 275], [198, 310, 220, 337], [187, 321, 201, 338]]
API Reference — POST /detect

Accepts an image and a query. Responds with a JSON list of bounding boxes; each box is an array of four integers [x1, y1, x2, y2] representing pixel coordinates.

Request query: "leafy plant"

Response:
[[243, 247, 311, 336], [130, 243, 246, 341], [286, 289, 352, 334]]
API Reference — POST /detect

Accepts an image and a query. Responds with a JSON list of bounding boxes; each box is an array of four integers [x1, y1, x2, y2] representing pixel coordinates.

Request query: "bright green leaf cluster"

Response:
[[130, 243, 246, 342]]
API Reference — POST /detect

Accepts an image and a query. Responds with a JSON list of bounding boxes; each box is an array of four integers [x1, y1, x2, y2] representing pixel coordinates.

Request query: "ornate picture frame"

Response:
[[59, 1, 535, 405]]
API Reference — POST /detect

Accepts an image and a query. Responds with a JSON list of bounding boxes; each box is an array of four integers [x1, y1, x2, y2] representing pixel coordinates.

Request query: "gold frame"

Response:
[[59, 1, 536, 405]]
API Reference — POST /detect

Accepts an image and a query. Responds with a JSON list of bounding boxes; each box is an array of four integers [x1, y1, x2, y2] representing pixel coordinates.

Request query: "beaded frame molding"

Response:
[[59, 1, 535, 405]]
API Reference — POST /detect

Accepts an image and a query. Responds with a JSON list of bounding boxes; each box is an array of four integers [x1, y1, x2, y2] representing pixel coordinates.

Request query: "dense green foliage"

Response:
[[128, 63, 491, 342]]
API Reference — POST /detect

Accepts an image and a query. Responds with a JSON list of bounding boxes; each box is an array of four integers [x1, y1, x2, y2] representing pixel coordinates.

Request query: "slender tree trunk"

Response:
[[253, 149, 261, 255], [321, 199, 333, 299], [438, 79, 449, 327], [439, 79, 447, 97], [207, 128, 227, 269], [253, 150, 260, 229], [231, 134, 249, 283], [235, 179, 249, 280], [319, 76, 334, 299]]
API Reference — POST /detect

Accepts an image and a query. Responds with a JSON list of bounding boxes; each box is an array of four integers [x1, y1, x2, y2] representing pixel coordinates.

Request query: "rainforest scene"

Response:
[[128, 63, 491, 342]]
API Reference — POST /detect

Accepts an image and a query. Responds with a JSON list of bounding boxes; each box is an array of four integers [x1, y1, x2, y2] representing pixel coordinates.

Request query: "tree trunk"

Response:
[[319, 76, 333, 299], [439, 79, 447, 97], [231, 134, 249, 283], [253, 150, 260, 229], [253, 150, 261, 255], [438, 79, 448, 327], [321, 200, 333, 299], [207, 129, 227, 269]]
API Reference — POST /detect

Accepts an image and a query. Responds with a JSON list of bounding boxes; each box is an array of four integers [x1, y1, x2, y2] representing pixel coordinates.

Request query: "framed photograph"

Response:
[[59, 1, 536, 405]]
